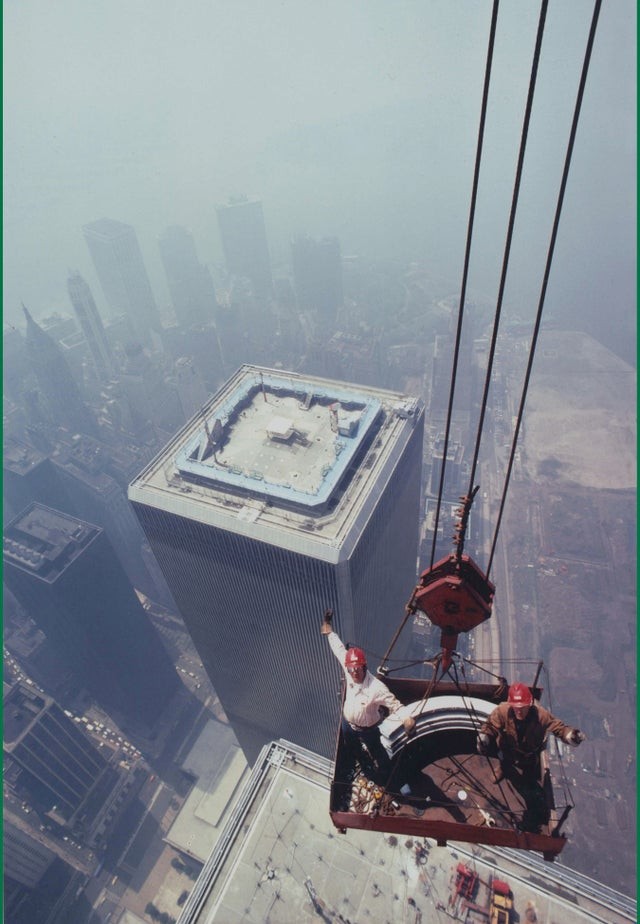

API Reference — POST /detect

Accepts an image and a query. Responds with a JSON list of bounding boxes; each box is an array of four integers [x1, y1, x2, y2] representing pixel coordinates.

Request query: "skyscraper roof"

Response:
[[129, 365, 423, 559], [82, 217, 134, 239]]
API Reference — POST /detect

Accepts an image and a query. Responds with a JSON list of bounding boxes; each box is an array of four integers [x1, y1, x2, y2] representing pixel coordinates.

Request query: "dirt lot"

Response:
[[503, 330, 636, 894]]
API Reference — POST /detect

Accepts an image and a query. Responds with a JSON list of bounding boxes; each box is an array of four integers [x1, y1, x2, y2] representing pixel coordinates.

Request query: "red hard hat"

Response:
[[508, 682, 534, 707], [345, 647, 367, 669]]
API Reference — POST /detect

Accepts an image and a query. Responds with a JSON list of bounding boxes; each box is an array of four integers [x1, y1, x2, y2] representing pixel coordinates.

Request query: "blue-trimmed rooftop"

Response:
[[175, 370, 382, 509]]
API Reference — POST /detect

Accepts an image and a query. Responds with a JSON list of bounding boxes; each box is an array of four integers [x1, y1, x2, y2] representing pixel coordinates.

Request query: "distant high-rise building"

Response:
[[82, 218, 161, 345], [3, 438, 74, 526], [3, 816, 57, 889], [158, 225, 217, 328], [162, 322, 226, 392], [3, 326, 30, 402], [291, 235, 343, 325], [430, 436, 464, 498], [119, 341, 183, 432], [3, 504, 179, 726], [67, 271, 116, 383], [130, 365, 424, 762], [22, 306, 97, 437], [169, 356, 209, 420], [4, 682, 110, 824], [324, 330, 383, 387], [216, 197, 273, 297], [46, 433, 159, 596]]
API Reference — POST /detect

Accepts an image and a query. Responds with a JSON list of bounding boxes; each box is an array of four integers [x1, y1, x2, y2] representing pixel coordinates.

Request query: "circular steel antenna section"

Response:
[[379, 694, 495, 755]]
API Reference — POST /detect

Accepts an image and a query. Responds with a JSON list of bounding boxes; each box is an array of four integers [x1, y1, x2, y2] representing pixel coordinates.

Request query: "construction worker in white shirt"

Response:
[[321, 611, 415, 787]]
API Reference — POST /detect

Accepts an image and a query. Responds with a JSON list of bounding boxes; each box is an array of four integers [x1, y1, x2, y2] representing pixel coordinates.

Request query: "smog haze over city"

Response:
[[3, 2, 636, 923]]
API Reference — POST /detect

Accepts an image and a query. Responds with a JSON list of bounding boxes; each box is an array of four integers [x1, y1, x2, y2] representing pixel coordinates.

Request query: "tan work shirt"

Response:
[[481, 702, 575, 762], [328, 631, 403, 728]]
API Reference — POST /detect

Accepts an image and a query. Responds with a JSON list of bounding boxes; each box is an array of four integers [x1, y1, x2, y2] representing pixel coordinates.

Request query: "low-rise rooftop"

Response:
[[178, 740, 636, 924], [3, 503, 97, 582]]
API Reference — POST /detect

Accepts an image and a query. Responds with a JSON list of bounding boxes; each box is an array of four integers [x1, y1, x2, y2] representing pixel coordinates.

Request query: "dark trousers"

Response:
[[501, 757, 550, 832], [340, 717, 392, 784]]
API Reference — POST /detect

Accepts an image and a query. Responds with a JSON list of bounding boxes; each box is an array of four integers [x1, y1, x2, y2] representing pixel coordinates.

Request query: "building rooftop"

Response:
[[3, 439, 47, 476], [178, 740, 636, 924], [175, 369, 382, 509], [129, 366, 423, 560], [3, 503, 98, 582], [165, 720, 249, 864], [83, 217, 132, 239], [4, 683, 48, 746]]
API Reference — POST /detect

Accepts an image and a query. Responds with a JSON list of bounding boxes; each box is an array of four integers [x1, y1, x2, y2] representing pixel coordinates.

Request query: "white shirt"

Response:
[[328, 631, 403, 728]]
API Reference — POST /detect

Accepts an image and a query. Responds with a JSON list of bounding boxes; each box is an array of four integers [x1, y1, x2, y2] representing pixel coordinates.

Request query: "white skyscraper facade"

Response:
[[130, 366, 424, 762], [83, 218, 161, 345]]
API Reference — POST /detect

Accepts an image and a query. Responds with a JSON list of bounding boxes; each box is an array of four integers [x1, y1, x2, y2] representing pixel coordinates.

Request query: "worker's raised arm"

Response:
[[320, 609, 345, 664]]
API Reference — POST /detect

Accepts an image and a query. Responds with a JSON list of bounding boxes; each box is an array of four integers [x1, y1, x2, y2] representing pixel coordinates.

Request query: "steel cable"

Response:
[[487, 0, 603, 576], [429, 0, 500, 567]]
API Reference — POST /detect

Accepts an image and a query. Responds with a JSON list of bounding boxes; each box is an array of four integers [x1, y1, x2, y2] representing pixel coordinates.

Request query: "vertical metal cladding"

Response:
[[131, 369, 425, 765], [133, 504, 343, 761]]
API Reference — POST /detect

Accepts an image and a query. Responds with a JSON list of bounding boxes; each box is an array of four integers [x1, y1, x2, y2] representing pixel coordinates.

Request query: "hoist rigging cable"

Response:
[[429, 0, 500, 569], [465, 0, 548, 503], [487, 0, 603, 577]]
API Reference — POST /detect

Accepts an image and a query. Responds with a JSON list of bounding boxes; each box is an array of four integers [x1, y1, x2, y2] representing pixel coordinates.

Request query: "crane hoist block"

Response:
[[413, 554, 494, 635]]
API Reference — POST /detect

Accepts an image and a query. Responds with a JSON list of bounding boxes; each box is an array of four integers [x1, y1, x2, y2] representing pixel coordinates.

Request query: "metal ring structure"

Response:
[[379, 695, 495, 756]]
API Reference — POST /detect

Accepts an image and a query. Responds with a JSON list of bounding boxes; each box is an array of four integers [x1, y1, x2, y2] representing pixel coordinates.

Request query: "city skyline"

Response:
[[2, 3, 635, 920], [3, 3, 635, 367]]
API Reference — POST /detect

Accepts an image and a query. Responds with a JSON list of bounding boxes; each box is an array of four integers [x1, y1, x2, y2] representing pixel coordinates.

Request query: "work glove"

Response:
[[566, 729, 585, 746], [320, 609, 333, 635], [403, 717, 416, 737], [477, 732, 491, 755]]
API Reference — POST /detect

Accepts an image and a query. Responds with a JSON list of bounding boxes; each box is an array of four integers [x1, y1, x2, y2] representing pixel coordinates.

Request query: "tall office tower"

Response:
[[22, 306, 97, 436], [3, 816, 57, 889], [119, 341, 183, 432], [291, 235, 343, 326], [4, 682, 110, 825], [3, 325, 30, 401], [3, 504, 179, 727], [429, 436, 464, 499], [324, 330, 384, 388], [66, 270, 116, 383], [216, 197, 273, 297], [162, 322, 226, 392], [48, 433, 163, 599], [169, 356, 209, 420], [130, 366, 424, 762], [82, 218, 161, 345], [3, 438, 74, 526], [158, 225, 217, 328]]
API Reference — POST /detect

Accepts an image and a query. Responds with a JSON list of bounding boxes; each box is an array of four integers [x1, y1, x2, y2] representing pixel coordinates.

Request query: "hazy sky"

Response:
[[3, 1, 636, 360]]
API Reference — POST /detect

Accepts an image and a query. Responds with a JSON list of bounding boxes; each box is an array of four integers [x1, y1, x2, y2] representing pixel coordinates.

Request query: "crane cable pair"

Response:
[[431, 0, 603, 578], [377, 2, 603, 802]]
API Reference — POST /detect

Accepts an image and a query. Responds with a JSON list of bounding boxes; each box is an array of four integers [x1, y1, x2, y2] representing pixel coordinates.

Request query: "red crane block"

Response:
[[413, 554, 494, 637]]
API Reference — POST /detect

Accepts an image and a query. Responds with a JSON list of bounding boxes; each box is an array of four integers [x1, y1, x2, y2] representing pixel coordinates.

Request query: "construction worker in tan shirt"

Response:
[[477, 681, 584, 831]]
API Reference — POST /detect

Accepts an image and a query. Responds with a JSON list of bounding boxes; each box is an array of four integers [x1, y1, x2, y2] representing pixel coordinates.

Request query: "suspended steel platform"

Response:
[[329, 678, 571, 861]]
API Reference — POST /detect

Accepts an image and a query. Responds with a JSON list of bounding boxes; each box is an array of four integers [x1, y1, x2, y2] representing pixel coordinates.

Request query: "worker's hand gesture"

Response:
[[568, 729, 585, 746], [403, 716, 416, 737], [320, 608, 333, 635]]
